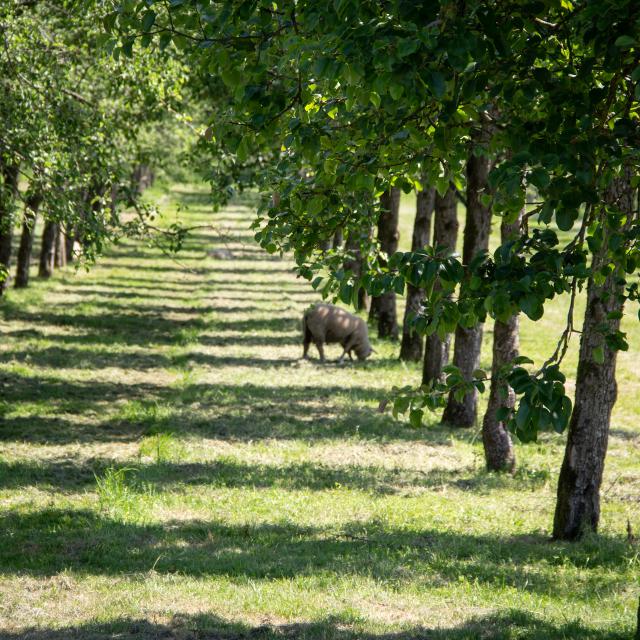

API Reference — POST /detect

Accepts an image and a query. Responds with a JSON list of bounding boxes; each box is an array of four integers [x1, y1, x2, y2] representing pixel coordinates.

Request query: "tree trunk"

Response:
[[0, 164, 20, 295], [15, 193, 43, 289], [344, 227, 370, 312], [133, 164, 154, 194], [39, 220, 57, 278], [65, 229, 75, 263], [481, 213, 522, 472], [54, 225, 67, 268], [400, 186, 435, 361], [422, 185, 459, 385], [370, 186, 401, 338], [443, 153, 493, 427], [482, 318, 518, 472], [553, 172, 635, 540]]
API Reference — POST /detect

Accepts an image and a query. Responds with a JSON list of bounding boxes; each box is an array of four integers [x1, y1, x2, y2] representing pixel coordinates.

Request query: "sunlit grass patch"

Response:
[[138, 432, 186, 463]]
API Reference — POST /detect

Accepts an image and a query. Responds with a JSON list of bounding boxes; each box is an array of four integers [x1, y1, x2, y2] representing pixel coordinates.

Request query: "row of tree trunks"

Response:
[[370, 186, 401, 338], [480, 213, 522, 473], [0, 164, 20, 296], [442, 152, 493, 427], [422, 185, 458, 386], [400, 186, 435, 361], [15, 193, 43, 289], [553, 169, 635, 540]]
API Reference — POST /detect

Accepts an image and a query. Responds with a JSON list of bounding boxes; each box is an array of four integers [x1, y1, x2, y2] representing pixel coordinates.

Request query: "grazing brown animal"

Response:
[[302, 303, 373, 363]]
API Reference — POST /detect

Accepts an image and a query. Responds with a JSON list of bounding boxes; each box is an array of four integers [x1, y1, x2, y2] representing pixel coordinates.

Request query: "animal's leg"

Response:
[[342, 333, 357, 361], [315, 341, 326, 363], [302, 318, 312, 359]]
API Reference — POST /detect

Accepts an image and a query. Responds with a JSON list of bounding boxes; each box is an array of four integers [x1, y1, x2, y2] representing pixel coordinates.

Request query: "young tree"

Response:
[[422, 186, 458, 386], [15, 191, 43, 289], [480, 214, 523, 472], [400, 186, 435, 361], [39, 221, 56, 279], [370, 186, 401, 338], [442, 148, 492, 427], [0, 164, 19, 295], [0, 0, 188, 292]]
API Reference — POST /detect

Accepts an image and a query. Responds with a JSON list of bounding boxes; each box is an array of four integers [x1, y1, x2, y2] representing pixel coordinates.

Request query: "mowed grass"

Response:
[[0, 183, 638, 639]]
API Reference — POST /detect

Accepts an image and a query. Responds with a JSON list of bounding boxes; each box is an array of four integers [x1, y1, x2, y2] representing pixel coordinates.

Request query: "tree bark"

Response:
[[553, 171, 635, 540], [443, 152, 493, 427], [54, 225, 67, 268], [481, 213, 522, 472], [400, 186, 435, 361], [15, 193, 43, 289], [65, 223, 76, 263], [370, 186, 401, 338], [344, 227, 370, 312], [422, 185, 459, 385], [0, 164, 20, 295], [133, 163, 154, 193], [39, 220, 57, 279]]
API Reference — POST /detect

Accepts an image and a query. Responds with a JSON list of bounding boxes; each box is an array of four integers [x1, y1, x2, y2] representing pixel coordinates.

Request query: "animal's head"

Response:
[[355, 343, 374, 361]]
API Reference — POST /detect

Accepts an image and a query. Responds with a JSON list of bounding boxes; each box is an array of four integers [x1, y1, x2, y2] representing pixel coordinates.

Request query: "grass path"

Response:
[[0, 184, 638, 639]]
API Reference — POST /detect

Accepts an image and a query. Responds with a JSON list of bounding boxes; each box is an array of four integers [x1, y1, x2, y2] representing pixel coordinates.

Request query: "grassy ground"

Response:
[[0, 183, 638, 639]]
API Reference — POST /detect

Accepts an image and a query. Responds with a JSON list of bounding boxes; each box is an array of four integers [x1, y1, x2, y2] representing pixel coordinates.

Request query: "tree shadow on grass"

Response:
[[0, 454, 549, 496], [0, 369, 435, 444], [0, 509, 633, 602], [0, 609, 630, 640], [0, 307, 207, 346]]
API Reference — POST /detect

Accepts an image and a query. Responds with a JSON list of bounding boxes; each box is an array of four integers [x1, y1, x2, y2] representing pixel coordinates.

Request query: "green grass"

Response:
[[0, 183, 638, 639]]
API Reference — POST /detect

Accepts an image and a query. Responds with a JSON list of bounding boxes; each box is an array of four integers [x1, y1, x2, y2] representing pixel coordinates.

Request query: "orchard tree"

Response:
[[0, 0, 187, 292], [108, 0, 640, 539]]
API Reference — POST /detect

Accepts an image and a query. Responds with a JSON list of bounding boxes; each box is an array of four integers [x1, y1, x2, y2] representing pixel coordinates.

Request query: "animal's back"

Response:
[[305, 303, 360, 342]]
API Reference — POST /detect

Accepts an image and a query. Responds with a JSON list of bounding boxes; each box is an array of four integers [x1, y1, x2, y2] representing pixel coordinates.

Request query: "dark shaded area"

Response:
[[0, 508, 633, 598], [0, 370, 445, 445], [0, 455, 551, 496], [0, 609, 629, 640]]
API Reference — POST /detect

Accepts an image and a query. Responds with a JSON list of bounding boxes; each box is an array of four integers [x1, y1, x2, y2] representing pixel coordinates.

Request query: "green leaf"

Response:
[[323, 157, 338, 175], [614, 35, 637, 49], [394, 395, 411, 415], [556, 208, 576, 231], [221, 67, 243, 88], [515, 400, 531, 430], [307, 196, 325, 216], [593, 345, 604, 364], [427, 71, 446, 98], [520, 294, 543, 321], [389, 83, 404, 100], [409, 408, 424, 428], [141, 10, 156, 31]]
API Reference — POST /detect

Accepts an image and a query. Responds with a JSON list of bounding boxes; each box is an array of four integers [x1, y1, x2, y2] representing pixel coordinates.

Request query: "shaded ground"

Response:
[[0, 183, 638, 638]]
